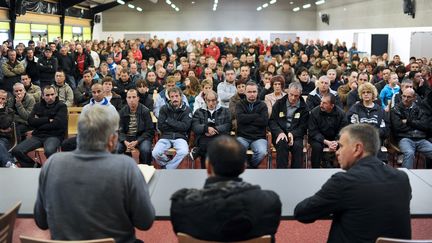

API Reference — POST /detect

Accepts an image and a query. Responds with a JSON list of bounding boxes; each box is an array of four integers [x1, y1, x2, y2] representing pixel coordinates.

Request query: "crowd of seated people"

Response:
[[0, 35, 431, 169]]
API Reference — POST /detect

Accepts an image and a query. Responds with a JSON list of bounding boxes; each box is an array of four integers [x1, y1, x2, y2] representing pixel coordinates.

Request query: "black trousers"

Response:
[[274, 137, 303, 168]]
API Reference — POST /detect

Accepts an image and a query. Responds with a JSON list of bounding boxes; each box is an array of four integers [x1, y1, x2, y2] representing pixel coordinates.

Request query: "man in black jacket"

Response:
[[117, 89, 154, 165], [57, 46, 76, 89], [236, 81, 268, 168], [12, 86, 67, 167], [192, 90, 231, 168], [308, 93, 348, 168], [269, 82, 309, 168], [171, 135, 281, 242], [295, 124, 411, 243], [390, 88, 432, 169], [152, 86, 192, 169], [23, 48, 40, 86], [37, 49, 58, 88]]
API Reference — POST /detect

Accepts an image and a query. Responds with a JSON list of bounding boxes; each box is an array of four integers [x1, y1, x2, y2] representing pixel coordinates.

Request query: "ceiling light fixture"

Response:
[[303, 3, 311, 8], [263, 3, 269, 8], [257, 6, 262, 11], [116, 0, 125, 4], [165, 0, 180, 12], [315, 0, 325, 5], [270, 0, 277, 4], [166, 0, 171, 4], [136, 7, 142, 11], [128, 3, 135, 8], [212, 0, 218, 11], [293, 7, 300, 11]]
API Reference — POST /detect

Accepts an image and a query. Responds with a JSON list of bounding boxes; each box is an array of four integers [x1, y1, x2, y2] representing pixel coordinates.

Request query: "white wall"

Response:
[[317, 26, 432, 63]]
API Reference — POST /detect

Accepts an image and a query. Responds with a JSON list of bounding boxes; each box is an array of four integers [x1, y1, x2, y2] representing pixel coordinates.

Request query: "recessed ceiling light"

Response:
[[290, 1, 294, 4], [171, 3, 176, 7], [303, 3, 311, 8], [191, 1, 195, 4], [270, 0, 277, 4], [117, 0, 125, 4], [263, 3, 269, 8], [315, 0, 325, 5], [136, 7, 142, 11], [293, 7, 300, 11], [175, 7, 179, 11], [128, 3, 135, 8], [257, 6, 262, 11]]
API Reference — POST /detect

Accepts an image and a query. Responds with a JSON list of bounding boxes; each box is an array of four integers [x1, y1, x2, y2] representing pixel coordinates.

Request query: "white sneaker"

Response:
[[397, 154, 403, 164], [5, 161, 17, 168]]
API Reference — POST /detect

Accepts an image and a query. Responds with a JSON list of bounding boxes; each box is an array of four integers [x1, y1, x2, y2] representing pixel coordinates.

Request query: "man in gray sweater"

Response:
[[34, 105, 155, 242]]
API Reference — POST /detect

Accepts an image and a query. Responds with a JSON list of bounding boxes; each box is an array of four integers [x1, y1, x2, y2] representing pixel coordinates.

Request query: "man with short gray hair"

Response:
[[295, 124, 411, 242], [34, 105, 155, 242]]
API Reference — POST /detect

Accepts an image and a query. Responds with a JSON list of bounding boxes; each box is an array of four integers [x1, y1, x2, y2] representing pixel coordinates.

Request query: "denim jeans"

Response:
[[0, 137, 13, 167], [117, 139, 152, 165], [11, 136, 61, 167], [399, 138, 432, 169], [152, 138, 188, 169], [236, 137, 267, 168], [66, 74, 76, 90]]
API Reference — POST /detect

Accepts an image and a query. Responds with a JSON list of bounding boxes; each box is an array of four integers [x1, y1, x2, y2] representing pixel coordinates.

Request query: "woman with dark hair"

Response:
[[296, 67, 315, 95], [265, 75, 286, 117], [136, 79, 154, 111]]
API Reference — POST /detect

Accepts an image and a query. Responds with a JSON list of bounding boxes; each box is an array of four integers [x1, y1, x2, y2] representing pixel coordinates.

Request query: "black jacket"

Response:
[[57, 54, 75, 76], [171, 176, 281, 242], [269, 95, 309, 140], [294, 156, 411, 243], [390, 102, 429, 140], [37, 56, 58, 83], [29, 98, 67, 139], [138, 92, 154, 111], [346, 102, 389, 139], [0, 106, 14, 140], [308, 106, 348, 144], [25, 57, 40, 81], [119, 103, 154, 143], [192, 105, 231, 141], [158, 102, 192, 140], [114, 79, 136, 100], [235, 99, 268, 140]]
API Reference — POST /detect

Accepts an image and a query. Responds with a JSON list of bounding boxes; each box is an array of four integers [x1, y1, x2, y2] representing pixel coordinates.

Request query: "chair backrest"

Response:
[[67, 112, 81, 137], [20, 236, 115, 243], [177, 233, 271, 243], [376, 237, 432, 243], [0, 201, 22, 243], [67, 107, 83, 114]]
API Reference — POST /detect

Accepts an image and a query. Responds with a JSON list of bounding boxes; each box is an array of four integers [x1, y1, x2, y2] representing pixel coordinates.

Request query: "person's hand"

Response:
[[402, 119, 407, 124], [49, 119, 53, 122], [124, 141, 130, 148], [15, 94, 23, 104], [207, 127, 218, 136], [287, 132, 294, 146], [265, 82, 271, 90], [276, 132, 288, 144], [419, 77, 425, 87], [129, 141, 138, 149], [328, 141, 338, 151]]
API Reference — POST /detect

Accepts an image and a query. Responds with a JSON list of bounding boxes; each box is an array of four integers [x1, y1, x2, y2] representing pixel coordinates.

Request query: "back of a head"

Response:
[[340, 124, 380, 156], [207, 136, 246, 177], [77, 105, 119, 151]]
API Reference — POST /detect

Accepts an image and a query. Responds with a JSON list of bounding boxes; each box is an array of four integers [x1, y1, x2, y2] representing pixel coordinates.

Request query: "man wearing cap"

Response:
[[38, 48, 58, 88], [170, 135, 281, 242]]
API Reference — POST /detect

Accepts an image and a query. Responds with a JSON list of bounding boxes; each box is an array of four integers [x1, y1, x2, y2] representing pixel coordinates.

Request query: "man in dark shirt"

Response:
[[171, 135, 281, 242], [295, 124, 411, 242]]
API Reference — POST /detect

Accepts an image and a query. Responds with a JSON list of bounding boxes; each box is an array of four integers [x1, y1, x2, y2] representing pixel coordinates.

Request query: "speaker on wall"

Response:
[[321, 14, 329, 25], [403, 0, 415, 18], [94, 14, 101, 23]]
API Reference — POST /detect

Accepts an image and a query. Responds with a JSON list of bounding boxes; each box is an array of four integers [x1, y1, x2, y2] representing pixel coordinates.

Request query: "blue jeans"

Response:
[[11, 136, 61, 167], [152, 138, 188, 169], [117, 139, 152, 165], [237, 137, 267, 167], [0, 137, 13, 167], [399, 138, 432, 169], [66, 74, 76, 90]]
